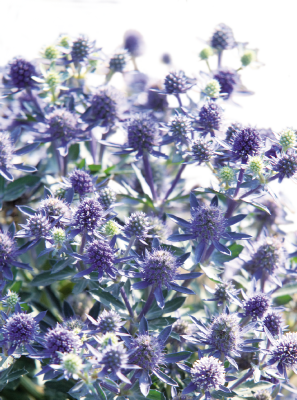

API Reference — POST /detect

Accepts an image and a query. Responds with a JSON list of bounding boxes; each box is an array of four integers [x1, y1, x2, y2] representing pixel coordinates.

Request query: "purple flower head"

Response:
[[167, 114, 193, 145], [191, 204, 225, 243], [243, 293, 271, 320], [90, 86, 121, 126], [73, 198, 104, 234], [189, 138, 216, 164], [38, 196, 71, 226], [95, 310, 123, 334], [0, 231, 17, 273], [164, 70, 193, 95], [101, 343, 129, 371], [135, 215, 169, 254], [48, 109, 78, 142], [123, 212, 151, 241], [214, 69, 240, 99], [129, 334, 165, 371], [205, 281, 241, 307], [63, 317, 85, 336], [161, 53, 171, 65], [98, 187, 116, 210], [124, 30, 145, 57], [210, 23, 236, 51], [126, 113, 160, 157], [197, 101, 223, 134], [68, 169, 94, 197], [268, 332, 297, 377], [271, 151, 297, 182], [147, 85, 168, 111], [71, 35, 92, 62], [22, 213, 52, 239], [109, 50, 130, 72], [191, 356, 225, 392], [0, 307, 45, 355], [44, 324, 81, 362], [231, 127, 262, 161], [263, 312, 284, 337], [9, 57, 36, 88]]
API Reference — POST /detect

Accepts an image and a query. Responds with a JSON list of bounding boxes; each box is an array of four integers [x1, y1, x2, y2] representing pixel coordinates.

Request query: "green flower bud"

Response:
[[248, 156, 264, 175], [46, 70, 60, 88], [204, 79, 221, 98], [44, 45, 59, 60], [51, 227, 66, 248], [279, 129, 296, 152], [200, 47, 213, 60], [62, 353, 83, 375], [102, 220, 121, 237], [241, 50, 256, 67], [59, 35, 70, 49], [3, 290, 20, 309], [219, 166, 235, 183], [101, 332, 118, 348]]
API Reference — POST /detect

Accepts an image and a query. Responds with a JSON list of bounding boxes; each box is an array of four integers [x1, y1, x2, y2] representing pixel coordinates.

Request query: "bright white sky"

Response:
[[1, 0, 297, 229]]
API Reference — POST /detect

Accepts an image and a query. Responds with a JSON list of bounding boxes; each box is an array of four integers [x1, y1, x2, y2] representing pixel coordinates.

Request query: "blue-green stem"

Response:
[[143, 152, 157, 201], [163, 164, 186, 202], [137, 284, 156, 321]]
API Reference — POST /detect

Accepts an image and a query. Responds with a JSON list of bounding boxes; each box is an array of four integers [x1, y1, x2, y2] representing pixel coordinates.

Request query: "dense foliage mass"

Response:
[[0, 24, 296, 400]]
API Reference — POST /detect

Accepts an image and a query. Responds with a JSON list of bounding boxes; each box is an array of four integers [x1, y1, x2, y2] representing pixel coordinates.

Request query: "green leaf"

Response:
[[72, 279, 88, 294], [5, 369, 28, 383], [69, 144, 80, 161], [31, 267, 75, 286], [272, 282, 297, 298], [89, 288, 126, 310], [148, 317, 177, 328], [239, 380, 274, 390], [89, 164, 102, 172], [213, 243, 244, 264], [274, 294, 292, 305], [200, 265, 223, 283], [3, 176, 41, 201], [146, 297, 186, 319], [211, 389, 237, 399], [232, 275, 250, 288]]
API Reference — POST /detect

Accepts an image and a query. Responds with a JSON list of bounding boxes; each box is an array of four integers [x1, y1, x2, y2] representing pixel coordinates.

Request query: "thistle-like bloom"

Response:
[[263, 312, 284, 337], [44, 324, 82, 362], [204, 281, 241, 307], [123, 211, 151, 242], [242, 293, 271, 321], [72, 198, 105, 234], [213, 69, 240, 99], [68, 169, 94, 196], [60, 352, 84, 379], [162, 114, 193, 145], [70, 35, 94, 62], [274, 128, 297, 153], [125, 317, 186, 396], [178, 356, 228, 397], [0, 290, 20, 310], [197, 101, 223, 135], [0, 226, 32, 280], [135, 215, 169, 254], [8, 57, 37, 89], [187, 137, 218, 165], [168, 194, 250, 258], [266, 332, 297, 378], [88, 86, 121, 127], [243, 237, 285, 286], [231, 127, 262, 162], [16, 210, 56, 244], [210, 23, 236, 51], [109, 50, 130, 72], [183, 312, 258, 367], [0, 130, 38, 181], [270, 151, 297, 182], [163, 70, 194, 95], [129, 239, 201, 308], [37, 196, 71, 226], [0, 305, 45, 355], [87, 310, 124, 335], [98, 187, 116, 210], [124, 29, 145, 57]]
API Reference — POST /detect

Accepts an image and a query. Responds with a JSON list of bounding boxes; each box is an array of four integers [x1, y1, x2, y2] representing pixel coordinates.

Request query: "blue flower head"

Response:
[[44, 324, 81, 362], [19, 212, 52, 239], [197, 101, 223, 135], [166, 114, 193, 145], [98, 187, 116, 210], [243, 293, 271, 320], [214, 69, 240, 99], [73, 198, 105, 234], [129, 333, 165, 370], [109, 50, 130, 72], [90, 86, 120, 126], [8, 57, 37, 88], [123, 211, 151, 241], [124, 29, 145, 57], [38, 196, 71, 227], [68, 169, 94, 197], [191, 356, 225, 392], [263, 312, 284, 337], [266, 332, 297, 378], [71, 35, 93, 62], [271, 151, 297, 182], [231, 127, 262, 161], [164, 70, 193, 95], [210, 23, 236, 51], [204, 280, 241, 307]]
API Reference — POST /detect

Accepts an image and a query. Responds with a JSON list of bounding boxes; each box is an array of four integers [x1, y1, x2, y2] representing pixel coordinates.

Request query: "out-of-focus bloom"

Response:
[[5, 57, 37, 90], [242, 293, 271, 320], [210, 23, 236, 51], [109, 50, 130, 73], [87, 310, 125, 335], [203, 79, 221, 99], [204, 280, 241, 307], [199, 47, 214, 60], [162, 70, 194, 95], [270, 151, 297, 182], [98, 187, 116, 210], [72, 198, 105, 235], [124, 30, 145, 57], [266, 332, 297, 378], [123, 211, 152, 242], [213, 69, 240, 99]]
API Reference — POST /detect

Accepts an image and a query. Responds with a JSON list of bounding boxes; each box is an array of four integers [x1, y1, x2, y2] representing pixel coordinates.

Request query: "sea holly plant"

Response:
[[0, 23, 297, 400]]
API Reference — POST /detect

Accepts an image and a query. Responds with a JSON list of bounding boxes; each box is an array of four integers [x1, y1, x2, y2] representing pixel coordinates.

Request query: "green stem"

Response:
[[19, 375, 44, 399]]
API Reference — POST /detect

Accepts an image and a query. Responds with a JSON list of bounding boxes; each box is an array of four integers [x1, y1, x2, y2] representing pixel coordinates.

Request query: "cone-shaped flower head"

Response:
[[164, 70, 192, 94], [213, 69, 239, 99], [123, 212, 151, 240], [95, 310, 123, 334], [263, 312, 283, 337], [1, 312, 39, 348], [69, 170, 94, 196], [210, 23, 235, 51], [268, 332, 297, 374], [9, 57, 36, 88], [191, 356, 225, 391], [208, 314, 241, 353], [101, 343, 129, 371], [191, 204, 226, 243], [24, 213, 52, 238], [231, 127, 262, 161], [109, 50, 129, 72], [71, 36, 92, 62], [129, 334, 165, 370], [272, 152, 297, 181], [38, 196, 71, 225], [98, 187, 116, 210], [190, 138, 215, 164], [167, 114, 193, 144], [73, 198, 104, 233], [62, 353, 83, 376], [243, 293, 271, 320], [44, 325, 81, 362], [48, 109, 78, 141], [90, 86, 120, 126], [126, 113, 159, 154], [86, 240, 115, 276], [198, 101, 223, 133]]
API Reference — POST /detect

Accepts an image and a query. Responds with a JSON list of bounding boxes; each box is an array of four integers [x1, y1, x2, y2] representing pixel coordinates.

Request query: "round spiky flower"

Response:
[[0, 131, 14, 169], [51, 227, 67, 249], [198, 101, 223, 133], [141, 248, 178, 288], [210, 23, 235, 51], [47, 109, 78, 142], [96, 310, 123, 334], [164, 70, 192, 94], [248, 156, 264, 175], [263, 312, 283, 337], [167, 114, 193, 144], [191, 356, 225, 391], [272, 152, 297, 181], [9, 57, 36, 88], [1, 312, 39, 349], [124, 30, 145, 57], [255, 390, 272, 400], [204, 79, 221, 98], [212, 281, 239, 305], [0, 232, 17, 270], [24, 213, 52, 238], [208, 314, 241, 353], [69, 169, 94, 196], [213, 69, 239, 99], [98, 187, 116, 210], [90, 86, 120, 126], [44, 325, 81, 362], [124, 212, 151, 240], [279, 129, 296, 152], [243, 237, 285, 277], [86, 239, 115, 275], [268, 332, 297, 373], [219, 166, 235, 184], [200, 47, 213, 60], [62, 353, 83, 375], [243, 293, 271, 320], [241, 50, 256, 67], [129, 334, 165, 370], [126, 113, 159, 154], [135, 215, 169, 254], [1, 290, 20, 309], [190, 138, 215, 164], [101, 220, 121, 237], [190, 205, 226, 243], [38, 196, 71, 224], [231, 127, 262, 161], [73, 198, 104, 234], [101, 344, 129, 371], [44, 45, 60, 60], [63, 318, 85, 336], [71, 36, 91, 62], [109, 50, 129, 72]]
